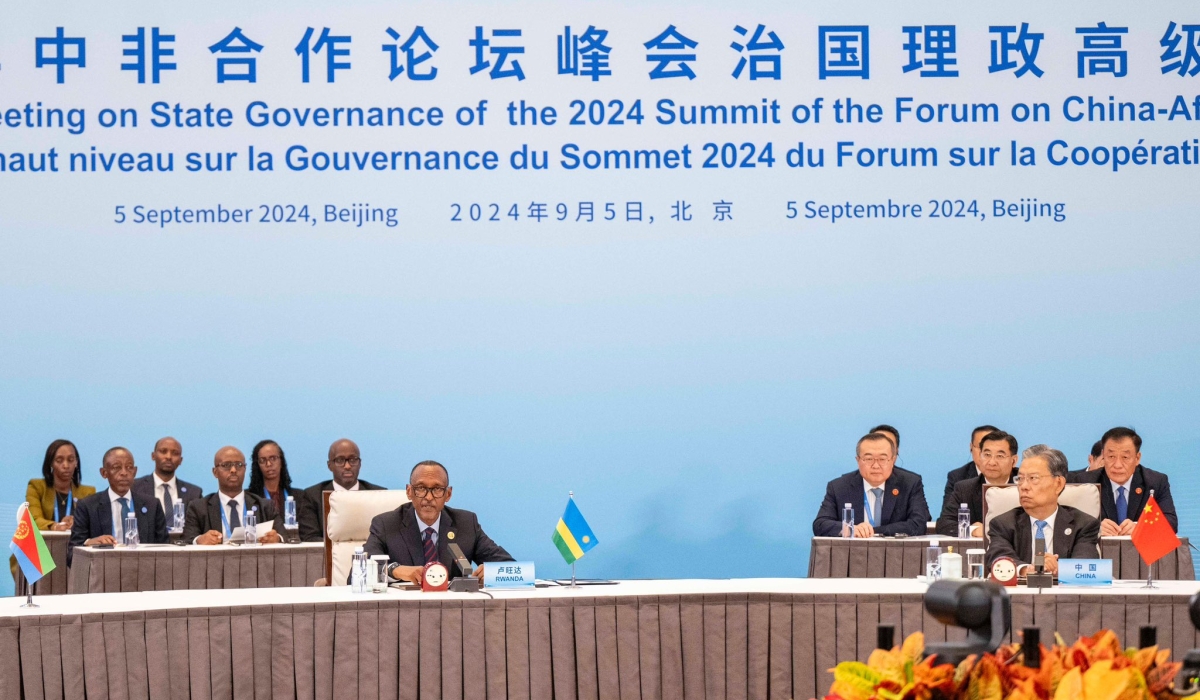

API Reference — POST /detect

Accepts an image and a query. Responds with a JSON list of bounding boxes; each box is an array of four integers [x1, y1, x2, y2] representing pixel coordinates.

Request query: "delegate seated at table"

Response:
[[183, 446, 283, 545], [812, 432, 930, 538], [11, 439, 97, 579], [1067, 426, 1176, 536], [986, 444, 1100, 576], [68, 447, 168, 563], [247, 439, 303, 533], [363, 460, 513, 585], [935, 430, 1018, 537], [130, 436, 203, 523], [297, 438, 386, 542], [938, 425, 998, 520]]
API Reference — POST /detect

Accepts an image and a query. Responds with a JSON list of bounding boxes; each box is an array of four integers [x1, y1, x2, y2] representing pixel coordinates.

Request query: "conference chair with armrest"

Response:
[[981, 482, 1102, 550], [320, 490, 410, 586]]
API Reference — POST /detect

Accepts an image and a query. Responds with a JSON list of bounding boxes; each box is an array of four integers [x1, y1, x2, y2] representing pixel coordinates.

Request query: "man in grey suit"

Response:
[[987, 444, 1100, 575], [364, 460, 512, 585]]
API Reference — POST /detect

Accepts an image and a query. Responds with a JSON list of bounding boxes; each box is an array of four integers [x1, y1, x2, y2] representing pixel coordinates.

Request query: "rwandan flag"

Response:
[[10, 503, 55, 585], [551, 497, 598, 564]]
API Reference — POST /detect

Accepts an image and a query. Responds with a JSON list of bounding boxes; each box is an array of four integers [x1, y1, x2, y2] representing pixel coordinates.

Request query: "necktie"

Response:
[[163, 484, 174, 521], [423, 527, 437, 564], [228, 501, 241, 530], [869, 488, 883, 527], [1116, 486, 1128, 523], [1035, 520, 1048, 553], [117, 497, 131, 539]]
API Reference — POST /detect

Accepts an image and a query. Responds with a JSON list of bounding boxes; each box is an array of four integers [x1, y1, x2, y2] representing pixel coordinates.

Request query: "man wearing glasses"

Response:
[[364, 460, 512, 584], [986, 445, 1100, 575], [182, 446, 284, 544], [935, 430, 1018, 537], [298, 439, 386, 542], [812, 432, 930, 538]]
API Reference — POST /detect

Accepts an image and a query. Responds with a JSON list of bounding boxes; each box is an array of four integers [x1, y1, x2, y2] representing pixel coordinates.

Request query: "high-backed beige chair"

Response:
[[981, 483, 1101, 547], [322, 490, 409, 585]]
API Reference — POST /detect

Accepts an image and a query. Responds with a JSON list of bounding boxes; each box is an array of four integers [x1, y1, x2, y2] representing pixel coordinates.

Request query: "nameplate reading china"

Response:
[[484, 562, 536, 588], [1057, 559, 1113, 586]]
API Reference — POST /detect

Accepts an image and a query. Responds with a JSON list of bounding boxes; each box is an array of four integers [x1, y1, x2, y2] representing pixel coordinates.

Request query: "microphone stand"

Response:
[[1142, 489, 1158, 589], [1027, 537, 1053, 589]]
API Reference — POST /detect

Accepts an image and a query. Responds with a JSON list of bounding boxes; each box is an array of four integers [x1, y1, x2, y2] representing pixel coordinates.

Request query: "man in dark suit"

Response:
[[940, 425, 998, 520], [69, 447, 168, 563], [131, 436, 203, 529], [364, 460, 513, 584], [935, 430, 1018, 537], [1068, 427, 1176, 536], [813, 432, 930, 537], [987, 444, 1100, 574], [298, 438, 386, 542], [182, 446, 283, 544]]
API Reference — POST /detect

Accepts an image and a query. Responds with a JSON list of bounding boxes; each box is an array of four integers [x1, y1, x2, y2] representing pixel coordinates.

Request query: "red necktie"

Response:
[[422, 527, 437, 564]]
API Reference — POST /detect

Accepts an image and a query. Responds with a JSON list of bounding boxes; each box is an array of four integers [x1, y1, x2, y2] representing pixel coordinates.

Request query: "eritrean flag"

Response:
[[10, 503, 55, 585], [551, 497, 598, 564]]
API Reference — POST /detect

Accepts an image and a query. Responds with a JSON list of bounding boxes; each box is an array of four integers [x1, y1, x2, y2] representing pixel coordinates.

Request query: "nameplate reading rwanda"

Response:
[[484, 561, 536, 588], [1058, 559, 1113, 586]]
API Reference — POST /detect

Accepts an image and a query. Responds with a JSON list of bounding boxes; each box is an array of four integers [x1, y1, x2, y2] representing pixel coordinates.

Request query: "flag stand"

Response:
[[1140, 489, 1159, 589], [16, 570, 37, 608]]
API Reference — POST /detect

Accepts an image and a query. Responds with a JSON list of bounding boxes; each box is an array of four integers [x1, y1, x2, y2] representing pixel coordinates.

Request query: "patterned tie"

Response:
[[1035, 520, 1048, 553], [117, 497, 131, 539], [228, 500, 241, 529], [1116, 486, 1128, 523], [163, 484, 174, 522], [423, 527, 438, 564], [869, 488, 883, 527]]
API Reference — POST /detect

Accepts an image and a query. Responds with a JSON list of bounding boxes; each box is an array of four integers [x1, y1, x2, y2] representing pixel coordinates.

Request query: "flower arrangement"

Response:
[[824, 629, 1188, 700]]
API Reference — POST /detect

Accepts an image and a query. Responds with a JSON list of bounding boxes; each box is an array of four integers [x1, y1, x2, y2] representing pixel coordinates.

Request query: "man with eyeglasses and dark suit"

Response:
[[182, 446, 284, 544], [363, 460, 512, 584], [297, 438, 387, 542]]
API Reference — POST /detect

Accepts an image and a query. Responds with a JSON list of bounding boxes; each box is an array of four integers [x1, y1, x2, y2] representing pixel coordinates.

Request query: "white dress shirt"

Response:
[[192, 490, 247, 543], [107, 488, 134, 541], [1028, 508, 1058, 557], [862, 479, 886, 525], [417, 512, 441, 547], [154, 473, 179, 514]]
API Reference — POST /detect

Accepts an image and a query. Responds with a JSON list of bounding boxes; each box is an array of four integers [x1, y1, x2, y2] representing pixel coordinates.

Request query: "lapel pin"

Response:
[[1064, 527, 1072, 535], [447, 531, 455, 540], [181, 487, 187, 493], [891, 489, 899, 496], [141, 507, 147, 514], [1135, 487, 1143, 495]]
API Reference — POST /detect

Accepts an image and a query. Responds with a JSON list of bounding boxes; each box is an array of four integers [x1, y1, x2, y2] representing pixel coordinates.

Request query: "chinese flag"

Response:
[[1131, 494, 1181, 566]]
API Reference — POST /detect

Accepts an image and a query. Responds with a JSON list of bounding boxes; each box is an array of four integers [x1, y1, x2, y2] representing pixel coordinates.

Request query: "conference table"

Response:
[[68, 542, 325, 593], [808, 535, 1196, 580], [5, 578, 1200, 700]]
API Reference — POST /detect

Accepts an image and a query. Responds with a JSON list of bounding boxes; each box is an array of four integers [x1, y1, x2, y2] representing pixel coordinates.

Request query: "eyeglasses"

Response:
[[216, 461, 246, 471], [331, 457, 361, 468], [258, 456, 281, 466], [858, 456, 893, 466], [981, 451, 1012, 461], [410, 485, 448, 498], [1013, 473, 1052, 485]]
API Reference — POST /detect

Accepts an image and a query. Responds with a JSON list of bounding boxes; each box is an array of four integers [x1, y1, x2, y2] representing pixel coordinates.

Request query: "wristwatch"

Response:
[[386, 562, 403, 580]]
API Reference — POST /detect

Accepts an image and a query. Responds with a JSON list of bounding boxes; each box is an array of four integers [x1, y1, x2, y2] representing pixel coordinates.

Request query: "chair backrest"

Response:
[[323, 490, 410, 585], [981, 483, 1102, 547]]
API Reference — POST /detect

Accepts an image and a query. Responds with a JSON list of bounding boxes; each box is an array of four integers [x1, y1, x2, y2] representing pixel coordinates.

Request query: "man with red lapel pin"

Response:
[[1068, 427, 1176, 536], [812, 432, 930, 538]]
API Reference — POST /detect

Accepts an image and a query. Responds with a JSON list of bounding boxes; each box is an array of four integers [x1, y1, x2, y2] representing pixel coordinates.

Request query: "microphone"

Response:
[[1033, 537, 1045, 573], [447, 543, 472, 577]]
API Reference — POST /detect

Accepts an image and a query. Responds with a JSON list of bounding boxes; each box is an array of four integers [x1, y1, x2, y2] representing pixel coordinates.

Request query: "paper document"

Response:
[[227, 522, 276, 541]]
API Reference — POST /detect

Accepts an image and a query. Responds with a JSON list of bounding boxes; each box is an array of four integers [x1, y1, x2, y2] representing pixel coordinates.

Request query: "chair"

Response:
[[981, 483, 1101, 548], [322, 490, 409, 585]]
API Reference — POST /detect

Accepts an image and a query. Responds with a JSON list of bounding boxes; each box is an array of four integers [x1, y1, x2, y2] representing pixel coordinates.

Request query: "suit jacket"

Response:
[[941, 461, 977, 521], [986, 505, 1100, 570], [68, 489, 168, 564], [297, 479, 387, 542], [813, 469, 930, 537], [362, 503, 513, 582], [25, 479, 96, 530], [934, 472, 1016, 537], [131, 474, 204, 516], [182, 492, 283, 542], [1067, 464, 1176, 531]]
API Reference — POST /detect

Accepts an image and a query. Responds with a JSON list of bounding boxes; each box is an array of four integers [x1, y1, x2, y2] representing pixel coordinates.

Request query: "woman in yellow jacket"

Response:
[[10, 439, 96, 580]]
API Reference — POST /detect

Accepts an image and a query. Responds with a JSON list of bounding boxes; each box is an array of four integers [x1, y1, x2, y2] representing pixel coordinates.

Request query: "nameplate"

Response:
[[1058, 559, 1113, 586], [483, 561, 536, 588]]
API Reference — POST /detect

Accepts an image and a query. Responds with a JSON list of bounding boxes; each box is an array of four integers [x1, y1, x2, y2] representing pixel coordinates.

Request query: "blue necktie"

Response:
[[1116, 486, 1128, 522], [869, 488, 883, 527], [1035, 520, 1048, 550], [117, 497, 131, 538]]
